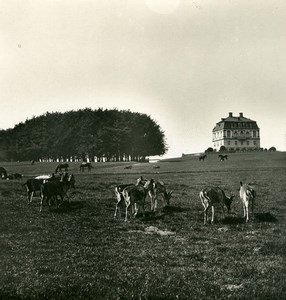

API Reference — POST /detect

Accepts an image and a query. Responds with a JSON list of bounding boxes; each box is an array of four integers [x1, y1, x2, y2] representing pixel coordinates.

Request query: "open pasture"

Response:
[[0, 152, 286, 299]]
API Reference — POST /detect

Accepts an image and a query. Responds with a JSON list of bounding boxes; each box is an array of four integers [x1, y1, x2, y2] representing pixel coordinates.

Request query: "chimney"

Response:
[[229, 112, 233, 117], [239, 112, 243, 117]]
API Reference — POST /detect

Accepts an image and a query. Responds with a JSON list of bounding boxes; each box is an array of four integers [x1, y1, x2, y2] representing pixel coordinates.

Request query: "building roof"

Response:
[[213, 112, 259, 131]]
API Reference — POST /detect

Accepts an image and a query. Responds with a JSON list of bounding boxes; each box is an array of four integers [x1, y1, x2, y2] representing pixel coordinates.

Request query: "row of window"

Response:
[[213, 130, 258, 139], [230, 123, 254, 128], [214, 140, 257, 147]]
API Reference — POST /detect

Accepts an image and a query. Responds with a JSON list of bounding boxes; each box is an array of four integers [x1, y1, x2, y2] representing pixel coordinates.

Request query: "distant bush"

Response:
[[219, 146, 227, 152], [205, 147, 214, 153], [269, 146, 276, 152]]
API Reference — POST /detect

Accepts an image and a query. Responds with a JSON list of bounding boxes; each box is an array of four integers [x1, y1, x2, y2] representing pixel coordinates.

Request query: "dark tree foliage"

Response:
[[0, 108, 168, 162], [205, 147, 214, 153], [219, 146, 227, 152]]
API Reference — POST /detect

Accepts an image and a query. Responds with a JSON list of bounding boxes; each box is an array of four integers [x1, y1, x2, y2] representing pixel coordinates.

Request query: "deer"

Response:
[[114, 176, 152, 220], [122, 184, 148, 222], [199, 186, 234, 224], [114, 183, 135, 218], [239, 181, 256, 222], [137, 176, 172, 212], [40, 173, 75, 212], [23, 174, 61, 204]]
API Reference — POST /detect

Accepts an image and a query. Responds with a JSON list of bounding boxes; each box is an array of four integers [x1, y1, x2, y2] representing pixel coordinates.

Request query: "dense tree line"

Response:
[[0, 108, 168, 162]]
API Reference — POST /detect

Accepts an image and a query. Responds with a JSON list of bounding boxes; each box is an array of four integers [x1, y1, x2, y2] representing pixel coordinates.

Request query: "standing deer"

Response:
[[239, 181, 256, 222], [114, 183, 135, 218], [199, 186, 234, 224], [138, 177, 172, 212], [79, 162, 94, 172], [122, 184, 148, 222]]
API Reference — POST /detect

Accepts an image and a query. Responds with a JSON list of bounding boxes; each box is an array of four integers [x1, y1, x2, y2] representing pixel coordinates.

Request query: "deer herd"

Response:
[[114, 176, 173, 222], [199, 182, 256, 224], [1, 163, 257, 224], [115, 175, 256, 224]]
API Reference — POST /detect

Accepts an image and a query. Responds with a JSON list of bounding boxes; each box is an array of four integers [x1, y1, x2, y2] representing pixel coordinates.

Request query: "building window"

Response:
[[254, 141, 256, 145], [241, 141, 244, 145], [247, 141, 249, 145], [227, 130, 231, 137], [228, 141, 231, 145], [235, 141, 237, 145], [253, 131, 257, 138]]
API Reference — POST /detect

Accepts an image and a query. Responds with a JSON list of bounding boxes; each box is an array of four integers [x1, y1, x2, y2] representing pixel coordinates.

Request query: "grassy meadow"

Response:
[[0, 152, 286, 299]]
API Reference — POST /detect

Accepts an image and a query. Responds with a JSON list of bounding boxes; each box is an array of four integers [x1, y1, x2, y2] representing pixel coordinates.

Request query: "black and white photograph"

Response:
[[0, 0, 286, 299]]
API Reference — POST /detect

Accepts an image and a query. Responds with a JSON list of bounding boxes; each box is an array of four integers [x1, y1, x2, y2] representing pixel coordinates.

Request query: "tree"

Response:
[[219, 146, 227, 152], [1, 108, 167, 161], [269, 146, 276, 152], [205, 147, 214, 153]]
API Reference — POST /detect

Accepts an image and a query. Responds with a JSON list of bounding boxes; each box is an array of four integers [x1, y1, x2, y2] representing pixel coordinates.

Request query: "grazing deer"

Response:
[[40, 173, 75, 212], [122, 185, 148, 222], [55, 163, 69, 173], [239, 182, 256, 222], [0, 167, 7, 179], [114, 177, 150, 219], [124, 165, 132, 169], [218, 154, 228, 161], [23, 174, 61, 204], [199, 154, 207, 161], [199, 186, 234, 224], [79, 162, 94, 172], [136, 176, 148, 186], [143, 179, 173, 212]]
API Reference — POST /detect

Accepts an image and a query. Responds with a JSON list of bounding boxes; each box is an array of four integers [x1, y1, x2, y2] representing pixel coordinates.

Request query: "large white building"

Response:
[[212, 112, 260, 152]]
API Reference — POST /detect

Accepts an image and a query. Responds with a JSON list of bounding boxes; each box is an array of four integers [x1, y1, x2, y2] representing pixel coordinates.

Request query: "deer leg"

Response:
[[134, 203, 138, 218], [242, 202, 246, 218], [251, 198, 254, 217], [245, 201, 249, 222], [27, 192, 31, 204], [150, 196, 154, 212], [154, 196, 158, 212], [29, 191, 34, 204], [142, 202, 145, 218], [40, 195, 44, 212], [114, 200, 121, 218], [204, 206, 208, 225], [125, 198, 130, 222], [211, 206, 215, 224], [221, 205, 225, 220]]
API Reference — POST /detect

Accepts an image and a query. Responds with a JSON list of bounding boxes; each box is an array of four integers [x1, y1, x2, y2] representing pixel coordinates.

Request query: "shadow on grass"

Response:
[[137, 205, 188, 222], [221, 212, 278, 224], [255, 212, 278, 222], [54, 200, 85, 213], [1, 190, 13, 197], [162, 205, 188, 213], [221, 216, 245, 225]]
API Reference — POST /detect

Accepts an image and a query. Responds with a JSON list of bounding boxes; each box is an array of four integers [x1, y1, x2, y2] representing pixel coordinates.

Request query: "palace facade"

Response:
[[212, 112, 260, 151]]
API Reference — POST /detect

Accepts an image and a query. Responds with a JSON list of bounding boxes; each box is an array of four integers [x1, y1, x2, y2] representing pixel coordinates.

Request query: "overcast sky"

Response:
[[1, 0, 286, 157]]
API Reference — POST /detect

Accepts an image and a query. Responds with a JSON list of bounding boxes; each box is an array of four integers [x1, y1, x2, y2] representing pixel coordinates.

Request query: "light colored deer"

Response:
[[199, 186, 234, 224], [239, 181, 256, 222], [114, 183, 135, 218], [136, 176, 172, 211], [150, 180, 172, 211]]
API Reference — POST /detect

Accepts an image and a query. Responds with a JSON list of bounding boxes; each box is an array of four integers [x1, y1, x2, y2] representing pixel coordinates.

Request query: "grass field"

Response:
[[0, 152, 286, 299]]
